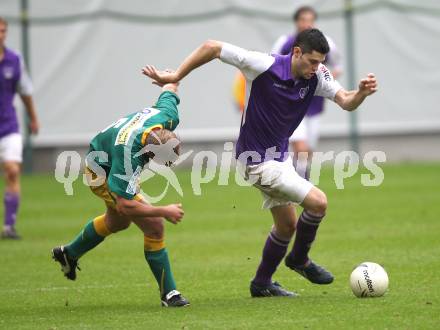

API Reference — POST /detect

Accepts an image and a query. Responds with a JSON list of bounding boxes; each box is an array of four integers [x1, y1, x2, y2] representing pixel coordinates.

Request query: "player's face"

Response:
[[295, 11, 316, 32], [0, 23, 7, 47], [293, 48, 326, 80]]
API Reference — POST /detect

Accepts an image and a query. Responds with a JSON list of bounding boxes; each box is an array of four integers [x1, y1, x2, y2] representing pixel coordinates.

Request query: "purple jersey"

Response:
[[278, 35, 295, 56], [220, 43, 341, 164], [0, 47, 33, 138], [272, 34, 342, 117]]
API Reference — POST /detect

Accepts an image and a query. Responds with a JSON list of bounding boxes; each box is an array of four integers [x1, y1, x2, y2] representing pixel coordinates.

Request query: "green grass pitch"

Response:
[[0, 163, 439, 329]]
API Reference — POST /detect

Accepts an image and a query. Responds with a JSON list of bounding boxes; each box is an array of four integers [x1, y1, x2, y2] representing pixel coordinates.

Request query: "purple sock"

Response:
[[4, 192, 20, 228], [288, 210, 324, 266], [253, 230, 290, 286]]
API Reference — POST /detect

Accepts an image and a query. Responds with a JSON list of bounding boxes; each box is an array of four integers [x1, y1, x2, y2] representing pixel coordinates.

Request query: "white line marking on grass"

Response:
[[0, 283, 146, 294]]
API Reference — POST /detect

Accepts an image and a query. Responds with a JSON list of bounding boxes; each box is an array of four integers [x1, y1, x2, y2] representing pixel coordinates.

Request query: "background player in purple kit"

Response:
[[0, 17, 39, 239], [142, 28, 377, 297], [272, 6, 342, 178]]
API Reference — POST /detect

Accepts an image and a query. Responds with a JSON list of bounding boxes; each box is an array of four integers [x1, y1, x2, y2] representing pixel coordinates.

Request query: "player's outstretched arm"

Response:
[[116, 196, 184, 224], [334, 73, 377, 111], [142, 40, 223, 84]]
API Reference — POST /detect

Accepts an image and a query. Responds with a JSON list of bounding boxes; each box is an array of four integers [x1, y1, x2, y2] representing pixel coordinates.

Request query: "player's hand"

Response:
[[163, 203, 184, 224], [29, 119, 39, 135], [142, 65, 179, 85], [358, 73, 377, 96]]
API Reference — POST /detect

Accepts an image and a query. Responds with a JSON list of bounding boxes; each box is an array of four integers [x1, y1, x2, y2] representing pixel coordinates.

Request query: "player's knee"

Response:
[[308, 192, 327, 216], [145, 219, 164, 238], [149, 222, 164, 239], [4, 164, 20, 184], [315, 193, 328, 215]]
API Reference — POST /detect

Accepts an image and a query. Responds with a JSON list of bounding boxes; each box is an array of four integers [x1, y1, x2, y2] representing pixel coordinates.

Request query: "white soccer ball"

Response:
[[350, 262, 389, 298]]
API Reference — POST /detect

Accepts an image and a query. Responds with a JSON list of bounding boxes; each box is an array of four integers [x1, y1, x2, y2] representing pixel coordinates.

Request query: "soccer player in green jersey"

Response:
[[52, 82, 189, 307]]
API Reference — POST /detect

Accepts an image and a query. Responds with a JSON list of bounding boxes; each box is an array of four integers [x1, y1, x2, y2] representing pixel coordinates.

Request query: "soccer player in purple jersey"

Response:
[[272, 6, 342, 178], [0, 17, 39, 239], [142, 28, 377, 297]]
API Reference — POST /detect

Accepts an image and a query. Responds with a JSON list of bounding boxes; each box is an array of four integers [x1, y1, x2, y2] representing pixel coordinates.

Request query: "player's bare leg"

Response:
[[1, 161, 21, 239], [250, 204, 298, 297], [301, 186, 327, 215], [271, 204, 298, 240], [285, 186, 334, 284], [103, 206, 131, 233], [132, 199, 189, 307]]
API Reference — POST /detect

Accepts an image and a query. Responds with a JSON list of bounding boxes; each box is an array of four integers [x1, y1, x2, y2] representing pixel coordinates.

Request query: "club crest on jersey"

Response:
[[3, 66, 14, 79], [299, 86, 310, 99]]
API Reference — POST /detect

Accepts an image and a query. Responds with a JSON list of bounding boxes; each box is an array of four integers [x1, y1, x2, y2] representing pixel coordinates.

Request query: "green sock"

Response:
[[66, 220, 105, 259], [144, 248, 177, 296]]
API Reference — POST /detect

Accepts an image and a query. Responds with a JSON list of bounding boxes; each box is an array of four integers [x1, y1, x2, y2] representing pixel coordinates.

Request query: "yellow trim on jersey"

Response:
[[134, 194, 146, 203], [141, 124, 164, 145]]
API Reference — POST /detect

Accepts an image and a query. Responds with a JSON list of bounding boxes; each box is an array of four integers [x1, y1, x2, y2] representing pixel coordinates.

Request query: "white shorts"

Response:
[[290, 115, 321, 149], [243, 157, 313, 209], [0, 133, 23, 163]]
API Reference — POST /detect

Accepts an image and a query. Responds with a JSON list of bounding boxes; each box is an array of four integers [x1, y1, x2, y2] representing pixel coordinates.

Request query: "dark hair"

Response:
[[293, 6, 317, 22], [293, 28, 329, 55]]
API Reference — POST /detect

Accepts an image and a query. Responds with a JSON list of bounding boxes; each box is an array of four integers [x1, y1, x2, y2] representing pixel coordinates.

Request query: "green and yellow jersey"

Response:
[[87, 91, 180, 200]]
